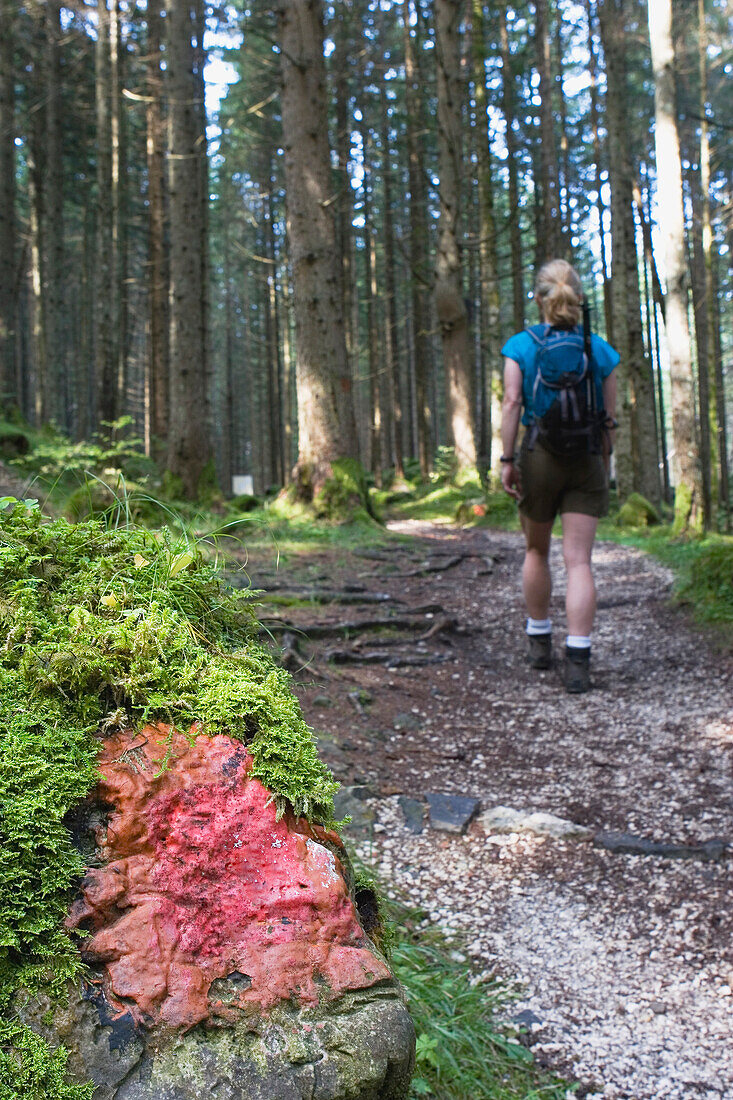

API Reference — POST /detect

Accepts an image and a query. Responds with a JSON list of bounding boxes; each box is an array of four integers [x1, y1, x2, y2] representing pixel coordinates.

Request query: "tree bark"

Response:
[[598, 0, 660, 506], [96, 0, 115, 428], [146, 2, 169, 454], [470, 0, 501, 480], [647, 0, 703, 534], [534, 0, 563, 259], [378, 9, 404, 479], [44, 1, 65, 426], [0, 0, 17, 407], [357, 116, 382, 483], [402, 0, 433, 475], [165, 0, 212, 496], [697, 0, 729, 524], [331, 0, 357, 454], [584, 0, 612, 340], [276, 0, 357, 497], [434, 0, 476, 472], [498, 7, 524, 332]]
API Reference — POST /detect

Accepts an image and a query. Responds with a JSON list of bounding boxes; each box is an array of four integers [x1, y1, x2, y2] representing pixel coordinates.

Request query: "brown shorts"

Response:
[[517, 434, 609, 523]]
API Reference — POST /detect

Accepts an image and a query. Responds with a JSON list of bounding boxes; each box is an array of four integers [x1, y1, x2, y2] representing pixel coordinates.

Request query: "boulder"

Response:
[[18, 726, 414, 1100]]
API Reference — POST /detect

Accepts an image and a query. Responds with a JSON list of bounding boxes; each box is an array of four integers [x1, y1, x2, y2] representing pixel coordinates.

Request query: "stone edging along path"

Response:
[[285, 521, 733, 1100]]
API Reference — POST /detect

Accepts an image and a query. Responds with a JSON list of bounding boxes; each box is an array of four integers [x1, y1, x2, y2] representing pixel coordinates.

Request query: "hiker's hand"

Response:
[[501, 462, 521, 500]]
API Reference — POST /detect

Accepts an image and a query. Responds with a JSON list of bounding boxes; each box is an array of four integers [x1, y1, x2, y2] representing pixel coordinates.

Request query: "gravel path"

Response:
[[259, 519, 733, 1099]]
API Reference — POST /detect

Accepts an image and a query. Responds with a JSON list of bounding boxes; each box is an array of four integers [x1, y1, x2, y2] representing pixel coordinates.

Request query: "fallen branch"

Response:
[[258, 615, 430, 639], [324, 648, 451, 667]]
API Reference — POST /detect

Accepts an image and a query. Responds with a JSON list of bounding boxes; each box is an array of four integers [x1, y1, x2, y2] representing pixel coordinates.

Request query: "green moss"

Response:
[[0, 1018, 92, 1099], [673, 540, 733, 624], [0, 500, 339, 1093], [616, 492, 661, 528], [314, 459, 381, 523]]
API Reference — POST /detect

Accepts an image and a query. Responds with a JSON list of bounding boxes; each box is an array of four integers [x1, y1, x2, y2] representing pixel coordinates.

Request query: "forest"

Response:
[[0, 0, 731, 533], [2, 4, 733, 1099]]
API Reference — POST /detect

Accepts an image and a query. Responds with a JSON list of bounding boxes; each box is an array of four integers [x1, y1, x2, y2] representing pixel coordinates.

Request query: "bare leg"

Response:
[[521, 516, 554, 620], [561, 512, 598, 636]]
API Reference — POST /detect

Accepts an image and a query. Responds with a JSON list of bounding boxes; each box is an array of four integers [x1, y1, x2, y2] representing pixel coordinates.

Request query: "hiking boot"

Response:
[[527, 633, 552, 669], [564, 645, 591, 693]]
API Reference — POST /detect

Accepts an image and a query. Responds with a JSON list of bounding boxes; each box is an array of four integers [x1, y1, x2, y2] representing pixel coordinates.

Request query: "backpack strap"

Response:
[[526, 324, 551, 348], [527, 325, 551, 441]]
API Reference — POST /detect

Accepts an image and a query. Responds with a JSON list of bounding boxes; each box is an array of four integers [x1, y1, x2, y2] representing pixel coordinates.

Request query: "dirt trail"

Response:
[[249, 519, 733, 1099]]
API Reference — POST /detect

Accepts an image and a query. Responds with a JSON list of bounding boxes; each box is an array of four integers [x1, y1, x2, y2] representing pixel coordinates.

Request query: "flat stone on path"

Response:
[[397, 796, 425, 835], [426, 792, 480, 834], [594, 830, 729, 862], [477, 805, 593, 840], [333, 786, 377, 835]]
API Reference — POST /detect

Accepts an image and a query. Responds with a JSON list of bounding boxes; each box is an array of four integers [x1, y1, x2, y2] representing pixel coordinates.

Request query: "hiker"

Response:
[[499, 259, 619, 693]]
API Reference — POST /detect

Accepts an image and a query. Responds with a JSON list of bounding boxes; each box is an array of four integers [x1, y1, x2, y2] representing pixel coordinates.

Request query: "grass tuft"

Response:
[[389, 904, 572, 1100]]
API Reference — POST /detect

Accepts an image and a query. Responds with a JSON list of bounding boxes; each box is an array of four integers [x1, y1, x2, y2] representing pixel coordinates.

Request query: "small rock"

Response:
[[650, 1001, 668, 1015], [594, 831, 729, 861], [393, 712, 421, 731], [333, 787, 377, 834], [398, 796, 426, 835], [426, 792, 480, 834], [312, 694, 332, 708], [476, 805, 592, 840]]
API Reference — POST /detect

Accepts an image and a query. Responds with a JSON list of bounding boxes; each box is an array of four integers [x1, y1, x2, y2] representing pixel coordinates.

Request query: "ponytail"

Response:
[[535, 259, 583, 328]]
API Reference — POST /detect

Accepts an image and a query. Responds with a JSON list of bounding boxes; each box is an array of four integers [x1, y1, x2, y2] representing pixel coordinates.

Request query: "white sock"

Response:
[[566, 635, 591, 649], [527, 618, 552, 636]]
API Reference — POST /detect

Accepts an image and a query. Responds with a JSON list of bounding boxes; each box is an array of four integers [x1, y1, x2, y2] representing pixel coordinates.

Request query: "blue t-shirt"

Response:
[[501, 326, 620, 426]]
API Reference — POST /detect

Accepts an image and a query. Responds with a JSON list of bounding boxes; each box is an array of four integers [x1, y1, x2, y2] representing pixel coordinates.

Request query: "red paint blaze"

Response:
[[67, 727, 389, 1029]]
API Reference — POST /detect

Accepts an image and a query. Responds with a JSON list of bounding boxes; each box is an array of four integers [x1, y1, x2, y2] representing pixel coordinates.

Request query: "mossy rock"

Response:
[[0, 503, 346, 1095], [0, 421, 30, 458], [315, 459, 381, 523], [229, 493, 261, 513], [616, 492, 661, 528]]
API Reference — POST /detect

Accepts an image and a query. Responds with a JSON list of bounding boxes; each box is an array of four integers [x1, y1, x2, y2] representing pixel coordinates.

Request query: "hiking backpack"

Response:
[[527, 301, 605, 458]]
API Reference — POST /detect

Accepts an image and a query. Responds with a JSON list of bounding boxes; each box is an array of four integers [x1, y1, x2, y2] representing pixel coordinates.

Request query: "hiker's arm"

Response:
[[501, 358, 523, 498], [602, 372, 617, 473]]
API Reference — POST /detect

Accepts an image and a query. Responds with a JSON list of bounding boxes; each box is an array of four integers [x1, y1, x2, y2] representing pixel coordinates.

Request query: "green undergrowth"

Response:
[[0, 500, 340, 1094], [599, 524, 733, 634], [388, 902, 571, 1100], [379, 475, 520, 531]]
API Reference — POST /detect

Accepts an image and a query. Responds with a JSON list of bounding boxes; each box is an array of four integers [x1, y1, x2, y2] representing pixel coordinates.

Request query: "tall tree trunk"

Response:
[[584, 0, 612, 340], [331, 0, 357, 451], [378, 15, 404, 479], [402, 0, 433, 476], [647, 0, 703, 534], [265, 173, 284, 487], [632, 177, 666, 322], [96, 0, 115, 427], [470, 0, 501, 480], [194, 0, 210, 449], [434, 0, 476, 471], [43, 1, 64, 427], [598, 0, 660, 506], [697, 0, 729, 524], [553, 6, 572, 240], [498, 9, 525, 333], [165, 0, 212, 496], [27, 9, 48, 425], [276, 0, 356, 496], [111, 0, 128, 425], [685, 146, 713, 529], [358, 117, 382, 483], [534, 0, 563, 259], [0, 0, 17, 407], [146, 2, 169, 454]]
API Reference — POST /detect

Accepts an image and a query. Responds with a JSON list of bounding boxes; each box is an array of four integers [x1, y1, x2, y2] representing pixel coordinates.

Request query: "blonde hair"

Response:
[[535, 259, 583, 328]]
